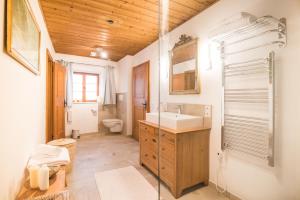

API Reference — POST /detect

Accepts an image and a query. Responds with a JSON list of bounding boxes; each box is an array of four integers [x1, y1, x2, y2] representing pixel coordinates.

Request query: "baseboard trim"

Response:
[[209, 181, 242, 200], [75, 132, 102, 137]]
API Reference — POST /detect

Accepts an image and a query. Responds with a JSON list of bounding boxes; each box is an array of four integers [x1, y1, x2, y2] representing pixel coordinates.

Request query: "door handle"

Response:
[[142, 102, 147, 109]]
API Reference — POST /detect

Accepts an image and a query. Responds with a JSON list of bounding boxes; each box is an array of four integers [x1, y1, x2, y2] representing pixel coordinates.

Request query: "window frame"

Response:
[[73, 72, 99, 103]]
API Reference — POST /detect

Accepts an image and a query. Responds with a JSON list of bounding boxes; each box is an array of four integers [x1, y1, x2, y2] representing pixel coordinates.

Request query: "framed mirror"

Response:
[[169, 35, 200, 95]]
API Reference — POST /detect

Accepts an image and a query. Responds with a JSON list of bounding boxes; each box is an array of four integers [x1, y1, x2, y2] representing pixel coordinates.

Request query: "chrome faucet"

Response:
[[176, 104, 183, 114]]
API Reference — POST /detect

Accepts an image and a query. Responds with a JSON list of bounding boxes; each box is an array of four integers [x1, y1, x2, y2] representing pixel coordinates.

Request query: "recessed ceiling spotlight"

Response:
[[90, 51, 97, 57], [100, 51, 108, 59], [106, 19, 114, 24]]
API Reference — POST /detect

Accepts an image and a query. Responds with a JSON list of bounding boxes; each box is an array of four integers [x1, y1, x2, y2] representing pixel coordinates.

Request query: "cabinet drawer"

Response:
[[160, 158, 175, 187], [140, 134, 158, 154], [141, 142, 157, 155], [140, 132, 158, 144], [141, 151, 158, 174], [140, 124, 157, 138], [160, 130, 176, 144], [140, 133, 155, 145], [139, 126, 149, 139], [160, 141, 175, 163]]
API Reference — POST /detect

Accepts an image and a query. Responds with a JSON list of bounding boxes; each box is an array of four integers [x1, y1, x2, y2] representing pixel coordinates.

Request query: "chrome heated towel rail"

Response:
[[216, 15, 286, 167], [222, 52, 275, 166]]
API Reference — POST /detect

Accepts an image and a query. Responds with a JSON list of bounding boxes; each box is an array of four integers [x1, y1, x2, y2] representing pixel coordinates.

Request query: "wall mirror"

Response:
[[169, 35, 200, 95]]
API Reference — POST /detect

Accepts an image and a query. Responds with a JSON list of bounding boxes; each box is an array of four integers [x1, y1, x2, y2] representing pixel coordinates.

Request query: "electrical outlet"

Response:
[[204, 105, 211, 117], [217, 151, 223, 161]]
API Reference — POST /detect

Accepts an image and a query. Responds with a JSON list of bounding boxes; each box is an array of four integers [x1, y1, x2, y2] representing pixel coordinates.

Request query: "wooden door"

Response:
[[46, 50, 54, 142], [132, 61, 150, 141], [53, 62, 66, 139]]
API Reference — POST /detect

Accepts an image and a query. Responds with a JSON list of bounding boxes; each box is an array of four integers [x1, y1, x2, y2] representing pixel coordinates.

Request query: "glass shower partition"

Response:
[[158, 0, 172, 199], [157, 1, 210, 199]]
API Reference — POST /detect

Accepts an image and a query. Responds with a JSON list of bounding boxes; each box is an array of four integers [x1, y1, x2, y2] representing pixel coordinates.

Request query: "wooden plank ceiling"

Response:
[[40, 0, 218, 61]]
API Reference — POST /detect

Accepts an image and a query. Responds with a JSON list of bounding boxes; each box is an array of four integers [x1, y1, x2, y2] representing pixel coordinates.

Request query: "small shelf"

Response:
[[16, 168, 67, 200], [213, 15, 286, 45]]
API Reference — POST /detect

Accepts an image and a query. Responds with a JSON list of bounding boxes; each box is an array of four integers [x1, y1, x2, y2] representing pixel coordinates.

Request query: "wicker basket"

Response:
[[26, 190, 70, 200], [47, 139, 77, 173]]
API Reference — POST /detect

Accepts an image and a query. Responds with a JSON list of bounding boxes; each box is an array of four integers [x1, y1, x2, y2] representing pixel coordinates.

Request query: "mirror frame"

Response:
[[169, 36, 200, 95]]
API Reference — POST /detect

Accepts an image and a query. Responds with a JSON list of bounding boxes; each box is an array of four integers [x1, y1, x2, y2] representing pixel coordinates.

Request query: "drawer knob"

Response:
[[152, 155, 156, 159], [161, 166, 165, 170], [152, 139, 156, 143], [145, 154, 148, 157]]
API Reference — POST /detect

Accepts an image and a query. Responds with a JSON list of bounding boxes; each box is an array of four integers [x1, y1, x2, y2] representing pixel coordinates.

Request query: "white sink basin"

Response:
[[146, 112, 203, 131]]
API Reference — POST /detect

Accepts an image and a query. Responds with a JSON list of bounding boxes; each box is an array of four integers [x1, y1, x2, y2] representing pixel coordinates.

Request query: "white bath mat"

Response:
[[95, 166, 158, 200]]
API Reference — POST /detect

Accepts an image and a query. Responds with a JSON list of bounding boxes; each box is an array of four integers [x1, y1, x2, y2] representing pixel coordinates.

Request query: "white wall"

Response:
[[117, 0, 300, 199], [117, 43, 160, 135], [117, 55, 133, 93], [55, 54, 118, 136], [0, 0, 299, 199], [0, 0, 55, 199], [132, 42, 160, 113], [69, 103, 98, 135], [55, 53, 118, 69], [117, 55, 133, 135]]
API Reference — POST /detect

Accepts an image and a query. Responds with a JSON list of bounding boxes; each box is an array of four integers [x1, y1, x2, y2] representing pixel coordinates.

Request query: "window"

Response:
[[73, 72, 99, 102]]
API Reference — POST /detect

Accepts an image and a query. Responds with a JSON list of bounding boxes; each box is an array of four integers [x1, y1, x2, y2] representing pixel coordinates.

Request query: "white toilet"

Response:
[[102, 119, 123, 133]]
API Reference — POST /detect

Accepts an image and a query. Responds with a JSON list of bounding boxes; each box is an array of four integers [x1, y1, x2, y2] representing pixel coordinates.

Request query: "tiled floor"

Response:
[[68, 133, 229, 200]]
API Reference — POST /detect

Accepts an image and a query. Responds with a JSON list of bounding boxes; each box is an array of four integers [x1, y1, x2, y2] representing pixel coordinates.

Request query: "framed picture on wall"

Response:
[[6, 0, 41, 75]]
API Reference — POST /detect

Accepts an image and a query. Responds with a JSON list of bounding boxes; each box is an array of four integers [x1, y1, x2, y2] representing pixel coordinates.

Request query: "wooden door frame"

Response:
[[132, 61, 150, 140], [45, 49, 54, 143]]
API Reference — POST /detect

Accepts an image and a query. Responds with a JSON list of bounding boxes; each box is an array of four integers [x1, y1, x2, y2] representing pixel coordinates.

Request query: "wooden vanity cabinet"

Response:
[[139, 121, 210, 198]]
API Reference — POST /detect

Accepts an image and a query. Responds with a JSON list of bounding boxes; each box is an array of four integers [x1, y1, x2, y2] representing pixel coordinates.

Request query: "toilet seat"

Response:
[[102, 119, 123, 132], [103, 119, 122, 123]]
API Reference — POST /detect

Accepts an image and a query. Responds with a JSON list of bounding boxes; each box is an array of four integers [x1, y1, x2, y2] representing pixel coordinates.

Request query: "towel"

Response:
[[27, 144, 70, 168]]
